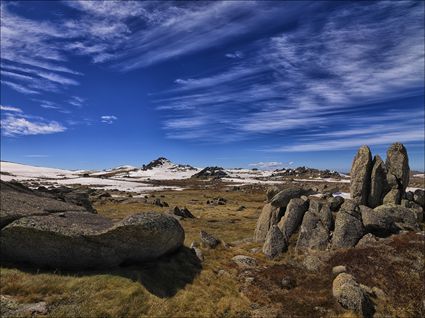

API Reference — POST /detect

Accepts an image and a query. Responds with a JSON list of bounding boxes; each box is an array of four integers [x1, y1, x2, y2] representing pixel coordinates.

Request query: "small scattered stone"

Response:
[[332, 265, 347, 275], [200, 230, 220, 248], [217, 269, 230, 277], [232, 255, 257, 268], [245, 277, 255, 284], [191, 247, 204, 262], [372, 287, 386, 299], [332, 273, 373, 317], [281, 277, 296, 290], [303, 255, 324, 272]]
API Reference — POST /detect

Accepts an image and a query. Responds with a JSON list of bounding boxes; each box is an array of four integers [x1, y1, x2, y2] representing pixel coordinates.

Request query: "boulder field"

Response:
[[0, 181, 185, 269]]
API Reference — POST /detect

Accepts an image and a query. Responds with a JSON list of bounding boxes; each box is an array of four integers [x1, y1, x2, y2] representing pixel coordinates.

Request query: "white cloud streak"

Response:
[[101, 115, 118, 124], [1, 114, 66, 136], [249, 161, 291, 170], [0, 105, 22, 113]]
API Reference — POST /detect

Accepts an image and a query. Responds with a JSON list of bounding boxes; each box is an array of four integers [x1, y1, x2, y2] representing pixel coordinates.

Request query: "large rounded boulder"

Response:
[[360, 204, 419, 236], [270, 187, 312, 208], [0, 181, 89, 228], [332, 200, 364, 248], [1, 212, 185, 269]]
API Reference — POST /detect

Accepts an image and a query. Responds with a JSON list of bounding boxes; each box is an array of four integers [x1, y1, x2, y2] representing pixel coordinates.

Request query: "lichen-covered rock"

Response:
[[350, 145, 372, 205], [332, 273, 373, 317], [1, 212, 185, 269], [368, 155, 387, 208], [39, 186, 96, 213], [332, 265, 347, 275], [296, 211, 330, 251], [332, 200, 364, 248], [266, 186, 280, 202], [0, 295, 48, 317], [0, 181, 88, 228], [401, 200, 424, 223], [383, 143, 409, 204], [414, 189, 425, 208], [302, 254, 325, 272], [356, 233, 380, 247], [170, 206, 195, 218], [383, 189, 402, 205], [270, 187, 312, 208], [309, 200, 333, 231], [361, 204, 419, 236], [232, 255, 257, 268], [262, 225, 287, 258], [254, 203, 283, 242], [200, 230, 220, 248], [277, 198, 309, 240]]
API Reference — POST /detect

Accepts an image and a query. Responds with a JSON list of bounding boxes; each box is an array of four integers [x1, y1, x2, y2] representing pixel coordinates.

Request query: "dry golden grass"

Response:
[[97, 188, 265, 245], [1, 184, 424, 317], [0, 187, 264, 318]]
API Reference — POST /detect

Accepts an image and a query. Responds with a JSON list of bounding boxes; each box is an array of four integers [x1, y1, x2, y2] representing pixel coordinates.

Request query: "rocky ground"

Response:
[[0, 144, 424, 318]]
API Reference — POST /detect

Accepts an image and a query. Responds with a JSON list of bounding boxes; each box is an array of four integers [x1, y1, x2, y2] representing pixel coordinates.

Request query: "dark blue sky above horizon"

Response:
[[1, 0, 424, 171]]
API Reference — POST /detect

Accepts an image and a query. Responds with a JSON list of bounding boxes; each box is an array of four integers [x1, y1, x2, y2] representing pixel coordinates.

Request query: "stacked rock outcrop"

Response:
[[350, 142, 409, 207], [254, 187, 313, 242], [254, 142, 423, 258]]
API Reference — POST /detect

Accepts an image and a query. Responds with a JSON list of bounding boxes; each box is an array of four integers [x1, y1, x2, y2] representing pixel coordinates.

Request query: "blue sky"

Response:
[[1, 0, 424, 171]]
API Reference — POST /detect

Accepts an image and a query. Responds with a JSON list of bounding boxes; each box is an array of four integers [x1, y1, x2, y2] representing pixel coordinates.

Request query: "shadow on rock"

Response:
[[1, 246, 202, 299]]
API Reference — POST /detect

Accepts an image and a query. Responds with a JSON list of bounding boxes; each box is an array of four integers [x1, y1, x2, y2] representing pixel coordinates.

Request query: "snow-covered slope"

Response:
[[0, 159, 364, 192], [0, 161, 82, 181], [123, 158, 200, 180], [0, 161, 181, 193]]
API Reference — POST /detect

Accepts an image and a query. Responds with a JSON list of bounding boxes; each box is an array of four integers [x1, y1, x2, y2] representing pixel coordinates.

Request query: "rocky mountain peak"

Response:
[[143, 157, 172, 170]]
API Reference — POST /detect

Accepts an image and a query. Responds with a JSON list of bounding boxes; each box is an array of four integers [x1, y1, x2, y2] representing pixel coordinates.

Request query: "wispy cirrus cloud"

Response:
[[0, 105, 22, 113], [67, 96, 85, 107], [24, 154, 49, 158], [109, 1, 307, 70], [0, 4, 81, 95], [154, 1, 424, 150], [225, 51, 244, 59]]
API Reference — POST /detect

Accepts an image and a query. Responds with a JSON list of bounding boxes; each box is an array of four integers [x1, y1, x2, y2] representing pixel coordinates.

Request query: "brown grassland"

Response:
[[1, 179, 424, 317]]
